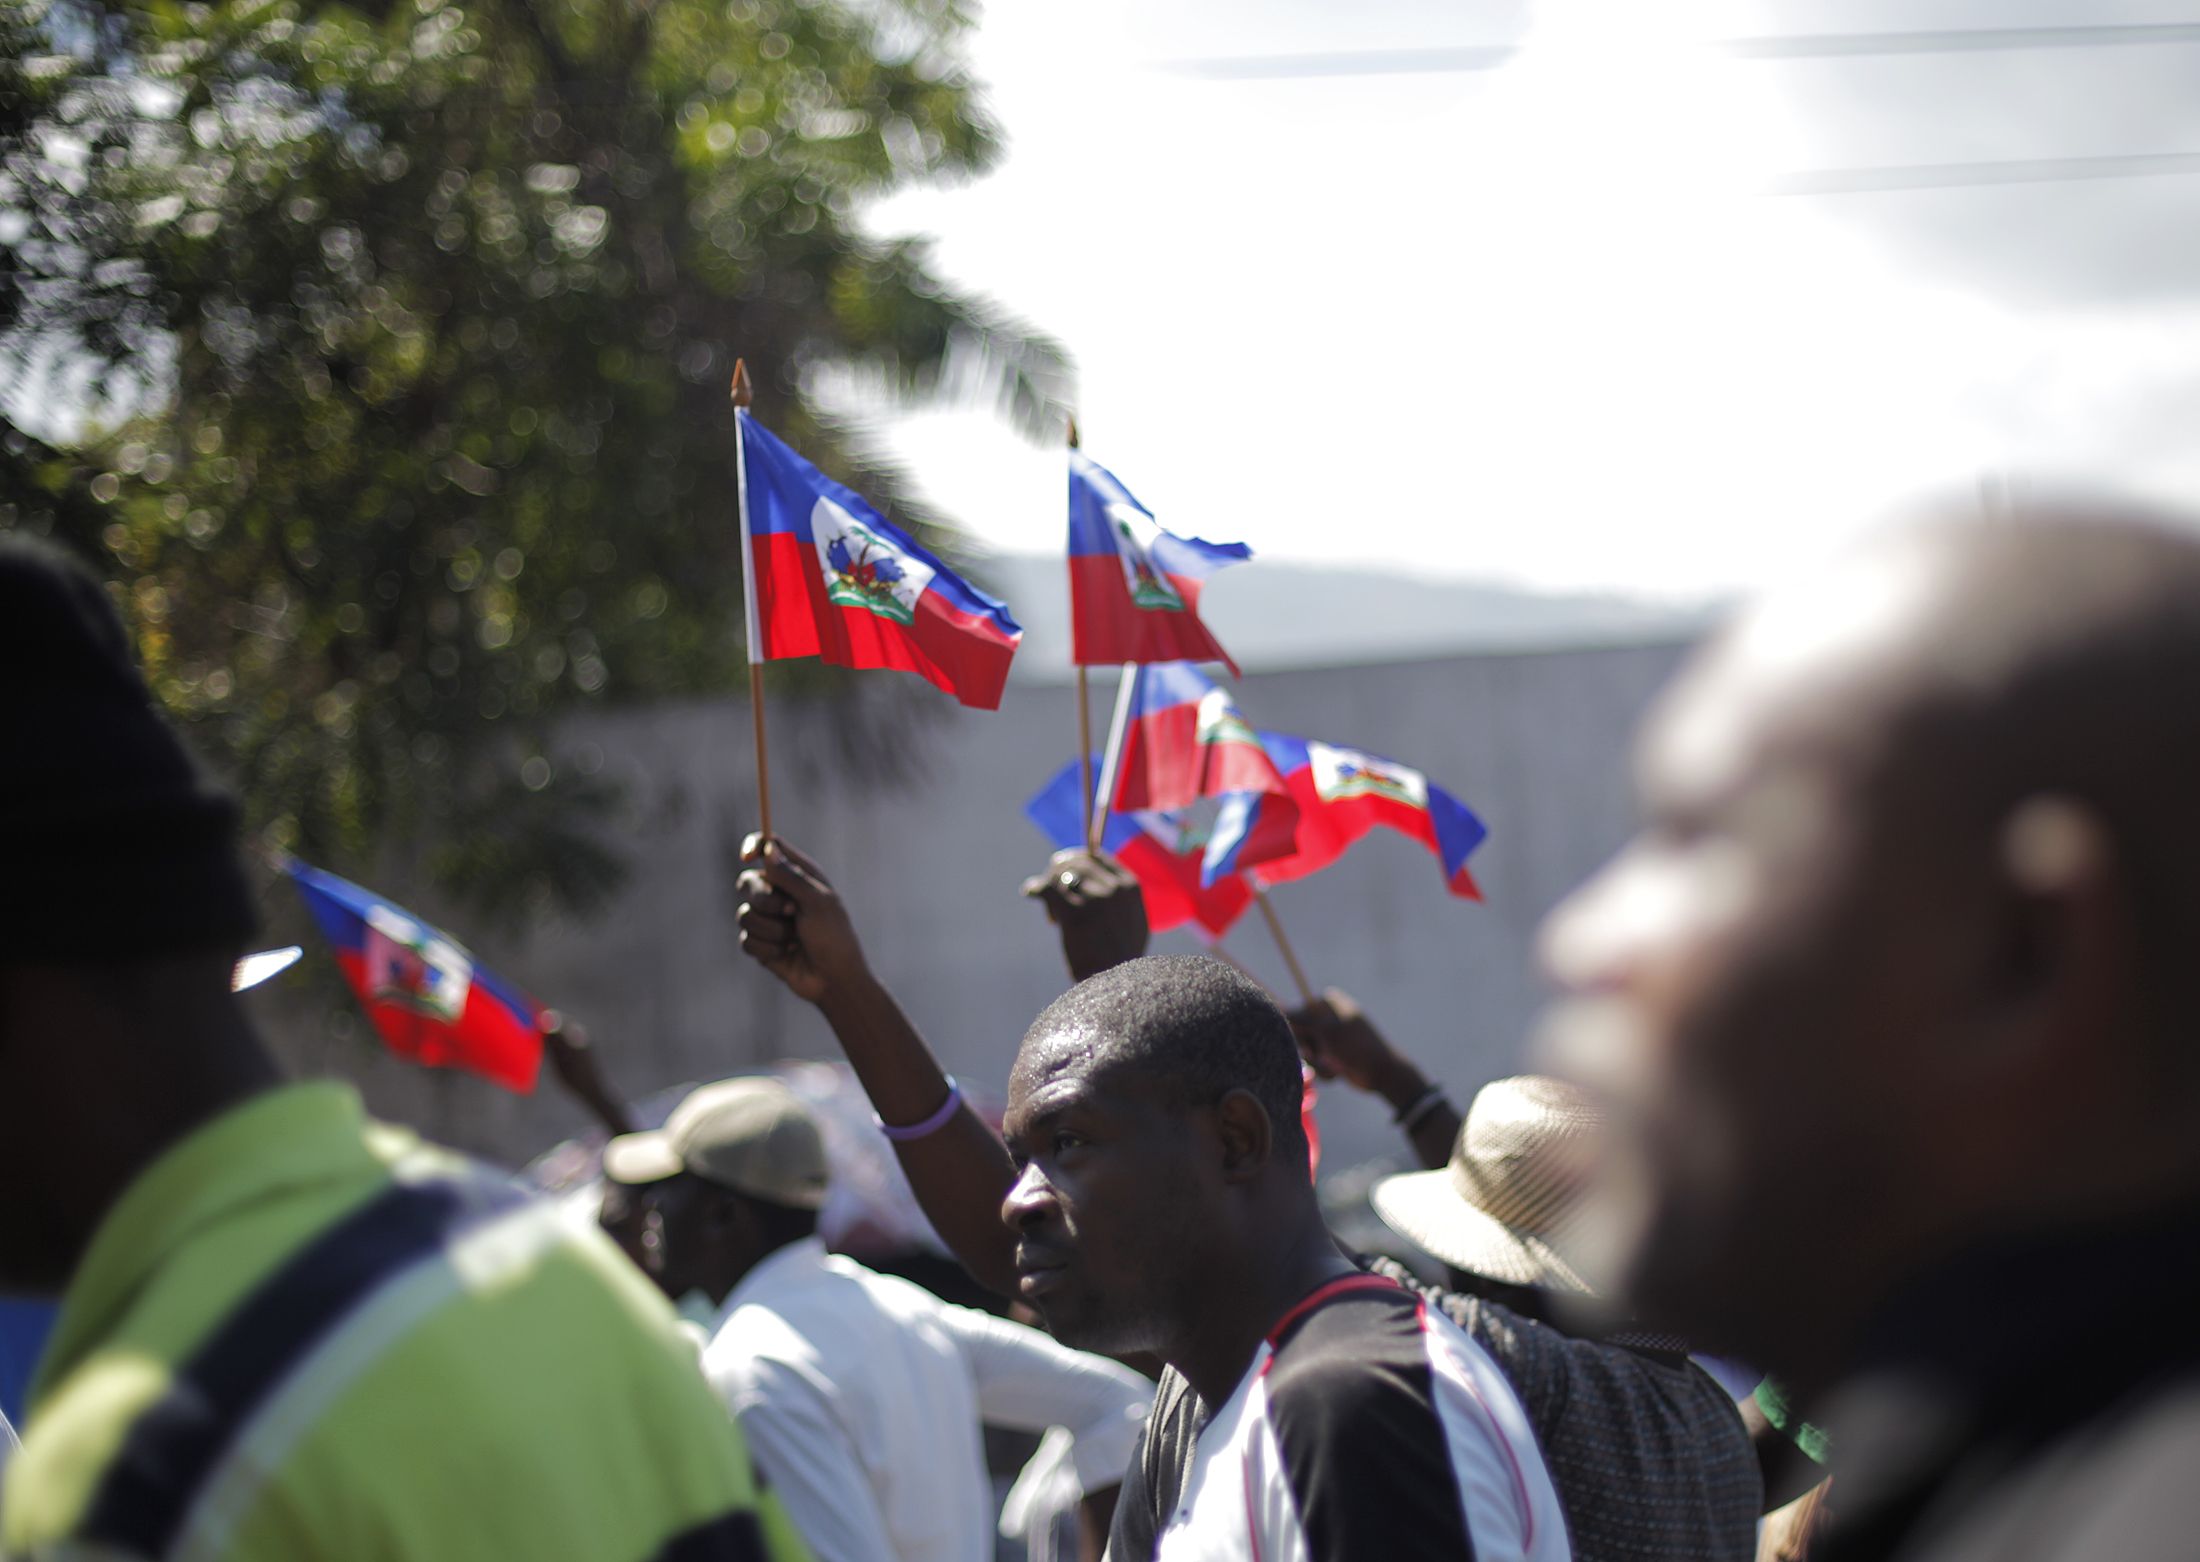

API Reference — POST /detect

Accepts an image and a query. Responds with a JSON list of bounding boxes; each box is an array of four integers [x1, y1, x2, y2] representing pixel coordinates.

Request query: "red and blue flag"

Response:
[[1238, 733, 1488, 900], [1069, 452, 1249, 675], [286, 859, 546, 1092], [1106, 662, 1288, 815], [740, 412, 1021, 710], [1201, 786, 1305, 887], [1026, 760, 1253, 938]]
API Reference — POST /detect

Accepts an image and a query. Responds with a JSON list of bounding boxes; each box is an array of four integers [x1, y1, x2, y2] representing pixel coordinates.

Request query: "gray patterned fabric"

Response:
[[1367, 1257, 1762, 1562]]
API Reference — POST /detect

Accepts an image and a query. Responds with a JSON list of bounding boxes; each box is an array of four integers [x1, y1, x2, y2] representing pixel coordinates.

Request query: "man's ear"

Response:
[[1213, 1088, 1274, 1184], [1968, 796, 2128, 1082]]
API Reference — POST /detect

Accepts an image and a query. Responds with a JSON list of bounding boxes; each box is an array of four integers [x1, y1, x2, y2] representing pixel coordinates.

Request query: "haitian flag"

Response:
[[1069, 451, 1249, 675], [1026, 760, 1253, 938], [1240, 734, 1488, 900], [740, 412, 1021, 710], [1201, 786, 1304, 887], [286, 859, 546, 1092], [1106, 662, 1288, 815]]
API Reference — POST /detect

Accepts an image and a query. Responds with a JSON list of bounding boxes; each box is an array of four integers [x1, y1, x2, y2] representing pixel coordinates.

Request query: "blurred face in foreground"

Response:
[[1537, 545, 1993, 1374], [1000, 1034, 1211, 1357], [0, 969, 73, 1293]]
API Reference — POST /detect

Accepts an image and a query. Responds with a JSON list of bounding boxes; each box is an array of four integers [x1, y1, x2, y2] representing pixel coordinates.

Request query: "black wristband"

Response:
[[1393, 1084, 1449, 1131]]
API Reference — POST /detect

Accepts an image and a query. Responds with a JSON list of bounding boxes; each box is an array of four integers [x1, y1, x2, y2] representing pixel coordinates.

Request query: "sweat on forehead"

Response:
[[1015, 955, 1305, 1136]]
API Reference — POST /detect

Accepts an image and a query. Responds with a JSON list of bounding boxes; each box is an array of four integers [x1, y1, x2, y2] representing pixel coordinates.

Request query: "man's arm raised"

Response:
[[539, 1013, 638, 1138], [734, 836, 1022, 1296], [1017, 849, 1149, 983], [1287, 990, 1462, 1171]]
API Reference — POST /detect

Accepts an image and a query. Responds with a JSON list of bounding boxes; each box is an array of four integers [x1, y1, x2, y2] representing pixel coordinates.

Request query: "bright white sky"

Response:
[[854, 0, 2200, 603]]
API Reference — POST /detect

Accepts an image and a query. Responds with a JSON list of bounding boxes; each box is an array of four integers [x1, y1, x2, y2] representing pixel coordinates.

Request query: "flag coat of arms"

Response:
[[1026, 760, 1253, 938], [1237, 733, 1488, 899], [1068, 452, 1250, 675], [1106, 662, 1288, 815], [740, 413, 1022, 710], [287, 859, 546, 1092]]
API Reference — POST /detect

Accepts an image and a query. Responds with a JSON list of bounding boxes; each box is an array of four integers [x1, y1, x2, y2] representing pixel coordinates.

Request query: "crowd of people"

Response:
[[6, 492, 2200, 1561]]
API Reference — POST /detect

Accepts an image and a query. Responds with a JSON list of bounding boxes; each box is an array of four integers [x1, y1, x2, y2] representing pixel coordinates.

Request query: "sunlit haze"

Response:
[[849, 0, 2200, 603]]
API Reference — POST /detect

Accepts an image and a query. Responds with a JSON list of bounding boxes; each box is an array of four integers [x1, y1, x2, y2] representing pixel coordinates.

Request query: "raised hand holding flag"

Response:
[[1025, 759, 1253, 938], [734, 360, 1023, 844], [737, 392, 1022, 711]]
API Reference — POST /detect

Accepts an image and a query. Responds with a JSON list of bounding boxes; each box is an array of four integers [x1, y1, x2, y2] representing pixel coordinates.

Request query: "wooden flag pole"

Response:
[[731, 358, 774, 843], [1077, 667, 1097, 854], [1092, 662, 1137, 852], [1253, 886, 1316, 1006], [1067, 415, 1100, 853], [749, 663, 773, 843]]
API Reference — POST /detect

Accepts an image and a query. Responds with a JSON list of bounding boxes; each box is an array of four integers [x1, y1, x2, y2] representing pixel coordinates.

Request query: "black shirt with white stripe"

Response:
[[1107, 1275, 1569, 1561]]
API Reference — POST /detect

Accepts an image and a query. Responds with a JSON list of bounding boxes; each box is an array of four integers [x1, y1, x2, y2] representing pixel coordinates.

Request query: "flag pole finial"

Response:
[[1066, 415, 1080, 450], [730, 358, 753, 409]]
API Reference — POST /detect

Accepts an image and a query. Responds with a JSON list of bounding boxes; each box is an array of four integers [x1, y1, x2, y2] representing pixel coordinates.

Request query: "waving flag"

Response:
[[1106, 662, 1288, 814], [740, 412, 1021, 710], [1026, 760, 1253, 938], [1243, 734, 1488, 900], [1069, 451, 1249, 675], [287, 859, 546, 1092], [1202, 786, 1304, 887]]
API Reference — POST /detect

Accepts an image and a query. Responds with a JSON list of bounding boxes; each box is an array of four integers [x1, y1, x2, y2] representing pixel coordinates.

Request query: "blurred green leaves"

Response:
[[2, 0, 1067, 923]]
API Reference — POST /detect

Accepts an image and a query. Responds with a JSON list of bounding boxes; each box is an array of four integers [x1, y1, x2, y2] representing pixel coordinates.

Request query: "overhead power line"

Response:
[[1763, 148, 2200, 196], [1171, 24, 2200, 198], [1171, 22, 2200, 80]]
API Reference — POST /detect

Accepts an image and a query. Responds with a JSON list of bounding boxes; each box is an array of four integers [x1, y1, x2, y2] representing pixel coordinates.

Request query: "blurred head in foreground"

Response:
[[0, 537, 266, 1293], [1540, 494, 2200, 1393]]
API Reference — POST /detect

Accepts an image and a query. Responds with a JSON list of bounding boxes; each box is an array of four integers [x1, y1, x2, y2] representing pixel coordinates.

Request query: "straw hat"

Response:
[[1370, 1075, 1603, 1295]]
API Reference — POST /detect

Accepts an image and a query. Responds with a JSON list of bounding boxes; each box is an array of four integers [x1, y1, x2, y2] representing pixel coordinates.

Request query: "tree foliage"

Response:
[[1, 0, 1064, 925]]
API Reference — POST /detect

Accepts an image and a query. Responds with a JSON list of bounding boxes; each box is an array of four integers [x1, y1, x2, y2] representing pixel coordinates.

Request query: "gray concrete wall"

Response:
[[249, 638, 1692, 1180]]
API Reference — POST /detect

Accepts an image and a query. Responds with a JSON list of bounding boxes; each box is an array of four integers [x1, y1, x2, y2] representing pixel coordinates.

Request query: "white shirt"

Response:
[[1000, 1425, 1084, 1562], [703, 1238, 1151, 1562]]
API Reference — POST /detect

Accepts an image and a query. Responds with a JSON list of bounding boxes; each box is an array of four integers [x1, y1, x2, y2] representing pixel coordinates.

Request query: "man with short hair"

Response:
[[0, 537, 805, 1561], [1007, 956, 1568, 1560], [736, 842, 1569, 1560], [607, 1075, 1151, 1562], [1540, 499, 2200, 1560], [1035, 870, 1766, 1559]]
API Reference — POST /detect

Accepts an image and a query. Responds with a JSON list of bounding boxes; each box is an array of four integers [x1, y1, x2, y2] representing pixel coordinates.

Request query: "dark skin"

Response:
[[540, 1012, 636, 1138], [0, 947, 281, 1293], [737, 840, 1355, 1408], [1541, 514, 2200, 1394], [729, 858, 1142, 1559], [1286, 989, 1463, 1170], [1019, 850, 1150, 984], [1001, 1034, 1353, 1408], [637, 1171, 781, 1306], [1019, 863, 1467, 1168], [736, 836, 1024, 1295], [596, 1174, 652, 1271]]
